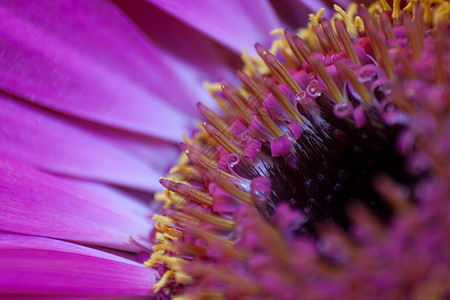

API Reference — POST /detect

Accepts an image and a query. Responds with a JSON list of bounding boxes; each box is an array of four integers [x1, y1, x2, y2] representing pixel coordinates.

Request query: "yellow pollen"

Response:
[[241, 48, 270, 76], [392, 0, 401, 19], [335, 18, 361, 65], [203, 81, 231, 113], [333, 4, 358, 38], [152, 270, 174, 293], [309, 8, 325, 25]]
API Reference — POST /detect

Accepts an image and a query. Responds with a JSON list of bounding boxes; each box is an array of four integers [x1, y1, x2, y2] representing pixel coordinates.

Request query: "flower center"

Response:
[[147, 1, 450, 298]]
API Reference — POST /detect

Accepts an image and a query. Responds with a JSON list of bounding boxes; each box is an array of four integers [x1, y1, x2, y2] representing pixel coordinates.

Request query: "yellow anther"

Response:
[[153, 214, 183, 240], [354, 16, 364, 33], [153, 270, 174, 293], [433, 1, 450, 26], [175, 271, 192, 284], [334, 4, 358, 38], [378, 0, 392, 11], [241, 48, 270, 76], [203, 81, 231, 113], [392, 0, 401, 19], [309, 8, 325, 25], [369, 2, 384, 14], [204, 81, 222, 94], [403, 0, 418, 15], [167, 190, 187, 207]]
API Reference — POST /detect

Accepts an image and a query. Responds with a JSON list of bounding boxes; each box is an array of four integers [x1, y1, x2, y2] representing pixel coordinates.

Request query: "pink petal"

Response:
[[0, 93, 178, 191], [0, 159, 154, 252], [147, 0, 282, 53], [0, 0, 204, 140], [114, 0, 242, 100], [0, 234, 157, 296]]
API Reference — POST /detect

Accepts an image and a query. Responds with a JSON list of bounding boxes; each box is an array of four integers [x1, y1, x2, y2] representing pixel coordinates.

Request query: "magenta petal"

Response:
[[0, 234, 157, 296], [0, 159, 153, 252], [0, 94, 178, 191], [0, 0, 200, 140], [147, 0, 282, 53]]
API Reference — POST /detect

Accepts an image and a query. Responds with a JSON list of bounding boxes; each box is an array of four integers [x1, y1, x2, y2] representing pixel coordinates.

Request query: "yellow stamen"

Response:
[[222, 85, 253, 125], [334, 4, 358, 39], [365, 23, 395, 80], [308, 55, 345, 103], [270, 29, 297, 67], [250, 98, 285, 138], [216, 177, 252, 205], [336, 61, 371, 105], [197, 103, 237, 142], [184, 149, 235, 180], [203, 81, 232, 113], [334, 18, 361, 65], [405, 7, 424, 60], [265, 77, 303, 123], [153, 270, 174, 293], [379, 12, 395, 40], [203, 122, 243, 155], [312, 23, 331, 52], [263, 51, 303, 94], [184, 207, 235, 230], [237, 70, 267, 103], [320, 19, 343, 53], [160, 178, 213, 207], [392, 0, 401, 20]]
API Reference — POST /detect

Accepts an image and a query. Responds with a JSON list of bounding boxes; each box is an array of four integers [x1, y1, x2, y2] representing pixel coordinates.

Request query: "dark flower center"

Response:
[[258, 99, 417, 236]]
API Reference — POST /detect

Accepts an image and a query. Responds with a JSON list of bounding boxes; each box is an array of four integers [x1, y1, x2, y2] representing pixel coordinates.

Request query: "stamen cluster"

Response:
[[148, 1, 450, 299]]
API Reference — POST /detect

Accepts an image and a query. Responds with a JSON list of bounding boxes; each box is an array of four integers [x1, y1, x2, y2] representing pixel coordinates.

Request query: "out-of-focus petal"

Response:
[[114, 0, 242, 107], [0, 159, 153, 252], [146, 0, 282, 53], [0, 93, 178, 191], [0, 0, 204, 141], [0, 234, 157, 296]]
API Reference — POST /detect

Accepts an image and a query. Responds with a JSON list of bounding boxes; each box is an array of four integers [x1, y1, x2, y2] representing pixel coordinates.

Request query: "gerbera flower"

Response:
[[0, 0, 343, 296], [150, 0, 450, 299]]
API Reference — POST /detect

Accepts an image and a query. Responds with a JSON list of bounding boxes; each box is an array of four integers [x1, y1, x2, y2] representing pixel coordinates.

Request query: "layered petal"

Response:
[[0, 234, 157, 296], [0, 0, 210, 141], [0, 92, 178, 191], [0, 159, 153, 252], [147, 0, 282, 53]]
